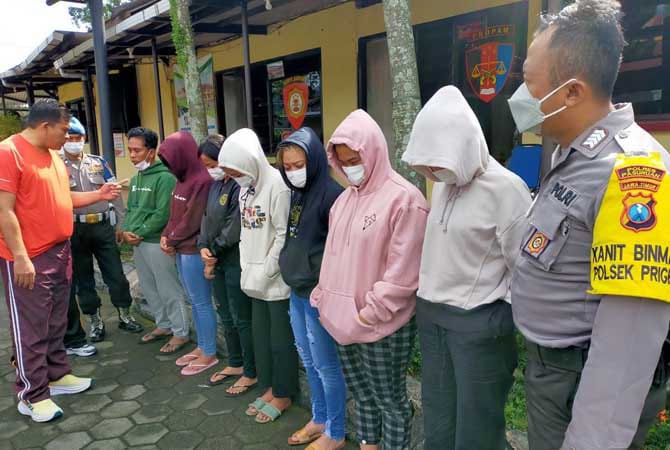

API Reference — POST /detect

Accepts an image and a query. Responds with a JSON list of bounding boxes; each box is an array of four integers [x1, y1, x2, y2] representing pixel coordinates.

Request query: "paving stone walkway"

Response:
[[0, 288, 356, 450]]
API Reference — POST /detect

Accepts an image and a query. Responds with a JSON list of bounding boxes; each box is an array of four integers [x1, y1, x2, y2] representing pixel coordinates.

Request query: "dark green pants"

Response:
[[212, 264, 255, 378], [252, 298, 299, 398], [70, 220, 131, 314], [418, 299, 517, 450], [525, 340, 666, 450]]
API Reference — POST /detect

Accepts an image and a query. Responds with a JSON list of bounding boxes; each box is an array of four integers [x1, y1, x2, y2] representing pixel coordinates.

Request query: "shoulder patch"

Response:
[[581, 128, 608, 151]]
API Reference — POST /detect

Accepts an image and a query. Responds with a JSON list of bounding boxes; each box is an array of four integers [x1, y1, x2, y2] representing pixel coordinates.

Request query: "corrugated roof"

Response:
[[55, 0, 349, 69]]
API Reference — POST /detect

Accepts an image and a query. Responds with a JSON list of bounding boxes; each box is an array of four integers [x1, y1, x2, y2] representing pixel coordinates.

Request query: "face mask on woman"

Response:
[[234, 175, 254, 188], [342, 165, 365, 186], [286, 167, 307, 188], [208, 167, 225, 181], [432, 168, 458, 184]]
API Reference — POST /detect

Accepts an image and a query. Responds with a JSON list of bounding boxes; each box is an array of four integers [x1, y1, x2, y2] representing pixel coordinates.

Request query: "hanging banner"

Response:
[[173, 54, 218, 135], [282, 77, 309, 130], [462, 24, 515, 103]]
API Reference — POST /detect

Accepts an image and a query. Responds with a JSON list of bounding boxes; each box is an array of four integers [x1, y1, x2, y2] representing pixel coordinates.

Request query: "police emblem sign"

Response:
[[461, 24, 516, 103], [282, 77, 309, 130]]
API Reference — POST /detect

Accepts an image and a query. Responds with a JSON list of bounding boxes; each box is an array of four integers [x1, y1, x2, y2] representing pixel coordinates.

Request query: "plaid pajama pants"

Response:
[[337, 318, 417, 450]]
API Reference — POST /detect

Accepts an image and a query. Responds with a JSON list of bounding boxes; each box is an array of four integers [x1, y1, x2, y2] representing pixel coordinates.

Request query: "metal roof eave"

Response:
[[56, 0, 171, 70]]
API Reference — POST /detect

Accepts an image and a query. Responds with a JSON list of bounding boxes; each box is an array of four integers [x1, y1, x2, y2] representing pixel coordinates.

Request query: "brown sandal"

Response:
[[288, 426, 322, 446]]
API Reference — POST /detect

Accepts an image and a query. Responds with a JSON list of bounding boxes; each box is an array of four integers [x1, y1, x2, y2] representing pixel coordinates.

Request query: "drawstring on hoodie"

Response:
[[440, 186, 461, 232], [240, 186, 256, 217]]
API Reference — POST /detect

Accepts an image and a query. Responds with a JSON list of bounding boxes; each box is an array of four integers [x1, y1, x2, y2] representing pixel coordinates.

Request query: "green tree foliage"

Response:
[[0, 114, 22, 142], [68, 0, 130, 30]]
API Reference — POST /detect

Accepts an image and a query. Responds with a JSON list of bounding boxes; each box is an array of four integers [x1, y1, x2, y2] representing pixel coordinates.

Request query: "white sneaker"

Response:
[[17, 399, 63, 423], [65, 344, 97, 357], [49, 374, 94, 396]]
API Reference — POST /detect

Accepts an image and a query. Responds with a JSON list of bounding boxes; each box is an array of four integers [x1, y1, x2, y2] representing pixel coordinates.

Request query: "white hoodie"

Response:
[[219, 129, 291, 301], [402, 86, 531, 309]]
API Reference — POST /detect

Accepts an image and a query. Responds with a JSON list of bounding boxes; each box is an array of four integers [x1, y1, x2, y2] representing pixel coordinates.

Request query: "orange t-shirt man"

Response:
[[0, 134, 73, 261]]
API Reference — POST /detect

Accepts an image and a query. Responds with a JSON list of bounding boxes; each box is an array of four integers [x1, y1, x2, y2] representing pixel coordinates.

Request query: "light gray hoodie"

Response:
[[402, 86, 531, 309]]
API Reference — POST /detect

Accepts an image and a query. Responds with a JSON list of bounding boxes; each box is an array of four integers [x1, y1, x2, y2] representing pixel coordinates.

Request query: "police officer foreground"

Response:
[[61, 117, 143, 342], [508, 1, 670, 448]]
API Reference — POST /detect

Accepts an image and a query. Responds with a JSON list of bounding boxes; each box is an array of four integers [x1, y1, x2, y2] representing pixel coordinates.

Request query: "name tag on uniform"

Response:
[[549, 181, 580, 208]]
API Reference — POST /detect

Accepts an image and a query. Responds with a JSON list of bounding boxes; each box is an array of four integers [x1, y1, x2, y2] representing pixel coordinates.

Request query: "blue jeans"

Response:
[[176, 253, 217, 356], [289, 291, 346, 440]]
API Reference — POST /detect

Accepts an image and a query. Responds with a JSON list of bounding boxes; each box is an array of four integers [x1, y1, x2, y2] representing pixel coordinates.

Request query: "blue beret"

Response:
[[68, 116, 86, 136]]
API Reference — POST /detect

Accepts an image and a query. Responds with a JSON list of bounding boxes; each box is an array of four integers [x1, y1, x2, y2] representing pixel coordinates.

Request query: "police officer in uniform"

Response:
[[508, 1, 670, 449], [62, 117, 143, 341]]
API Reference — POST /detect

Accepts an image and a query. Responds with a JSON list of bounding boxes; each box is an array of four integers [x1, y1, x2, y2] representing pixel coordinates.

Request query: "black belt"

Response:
[[525, 340, 589, 372]]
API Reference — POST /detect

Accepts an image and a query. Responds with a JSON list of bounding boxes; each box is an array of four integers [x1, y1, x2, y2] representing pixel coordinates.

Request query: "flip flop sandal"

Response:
[[175, 353, 199, 367], [159, 341, 189, 355], [225, 382, 258, 397], [255, 403, 284, 424], [180, 359, 219, 376], [288, 427, 322, 446], [139, 331, 172, 344], [245, 397, 266, 416], [208, 370, 241, 386]]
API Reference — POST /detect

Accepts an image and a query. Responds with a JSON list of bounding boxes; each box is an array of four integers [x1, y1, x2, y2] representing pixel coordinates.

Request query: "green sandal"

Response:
[[245, 398, 266, 416], [255, 403, 283, 424]]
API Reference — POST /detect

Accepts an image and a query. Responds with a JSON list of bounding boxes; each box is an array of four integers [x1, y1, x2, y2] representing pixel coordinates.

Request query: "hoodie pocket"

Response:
[[314, 287, 379, 345], [263, 257, 280, 279], [241, 262, 279, 299]]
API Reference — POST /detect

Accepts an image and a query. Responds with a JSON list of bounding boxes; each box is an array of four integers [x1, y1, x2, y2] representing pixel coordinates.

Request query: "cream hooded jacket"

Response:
[[219, 128, 291, 301], [402, 86, 531, 309]]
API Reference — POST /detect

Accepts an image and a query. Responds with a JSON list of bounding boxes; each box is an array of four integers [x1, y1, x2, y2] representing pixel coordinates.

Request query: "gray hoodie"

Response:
[[402, 86, 531, 309]]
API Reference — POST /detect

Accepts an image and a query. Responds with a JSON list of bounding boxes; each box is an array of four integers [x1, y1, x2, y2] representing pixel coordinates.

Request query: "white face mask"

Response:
[[134, 152, 154, 171], [208, 167, 225, 181], [432, 168, 459, 184], [233, 175, 254, 188], [507, 79, 576, 134], [342, 164, 365, 186], [134, 160, 150, 171], [63, 142, 84, 155], [286, 167, 307, 188]]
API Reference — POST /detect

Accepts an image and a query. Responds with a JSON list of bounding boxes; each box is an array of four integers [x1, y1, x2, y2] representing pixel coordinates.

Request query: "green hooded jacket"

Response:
[[122, 161, 176, 243]]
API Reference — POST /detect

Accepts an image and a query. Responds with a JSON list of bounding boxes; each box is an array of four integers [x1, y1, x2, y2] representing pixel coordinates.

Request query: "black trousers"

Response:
[[212, 264, 256, 378], [64, 281, 88, 348], [251, 298, 299, 398], [418, 300, 517, 450], [70, 220, 131, 314]]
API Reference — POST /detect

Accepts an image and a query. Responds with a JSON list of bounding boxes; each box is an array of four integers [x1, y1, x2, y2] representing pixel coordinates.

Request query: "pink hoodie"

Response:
[[310, 110, 428, 345]]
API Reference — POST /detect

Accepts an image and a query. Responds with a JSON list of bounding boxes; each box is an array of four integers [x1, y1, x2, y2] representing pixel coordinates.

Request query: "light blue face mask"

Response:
[[507, 78, 577, 134]]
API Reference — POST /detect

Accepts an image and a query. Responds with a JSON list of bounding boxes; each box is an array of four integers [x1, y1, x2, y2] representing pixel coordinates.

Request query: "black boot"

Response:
[[118, 307, 143, 333], [88, 309, 105, 342]]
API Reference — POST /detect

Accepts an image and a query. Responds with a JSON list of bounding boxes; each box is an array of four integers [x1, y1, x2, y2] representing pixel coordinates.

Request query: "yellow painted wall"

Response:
[[135, 61, 179, 138], [201, 0, 541, 144], [58, 61, 179, 181], [58, 0, 545, 196], [71, 0, 670, 186]]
